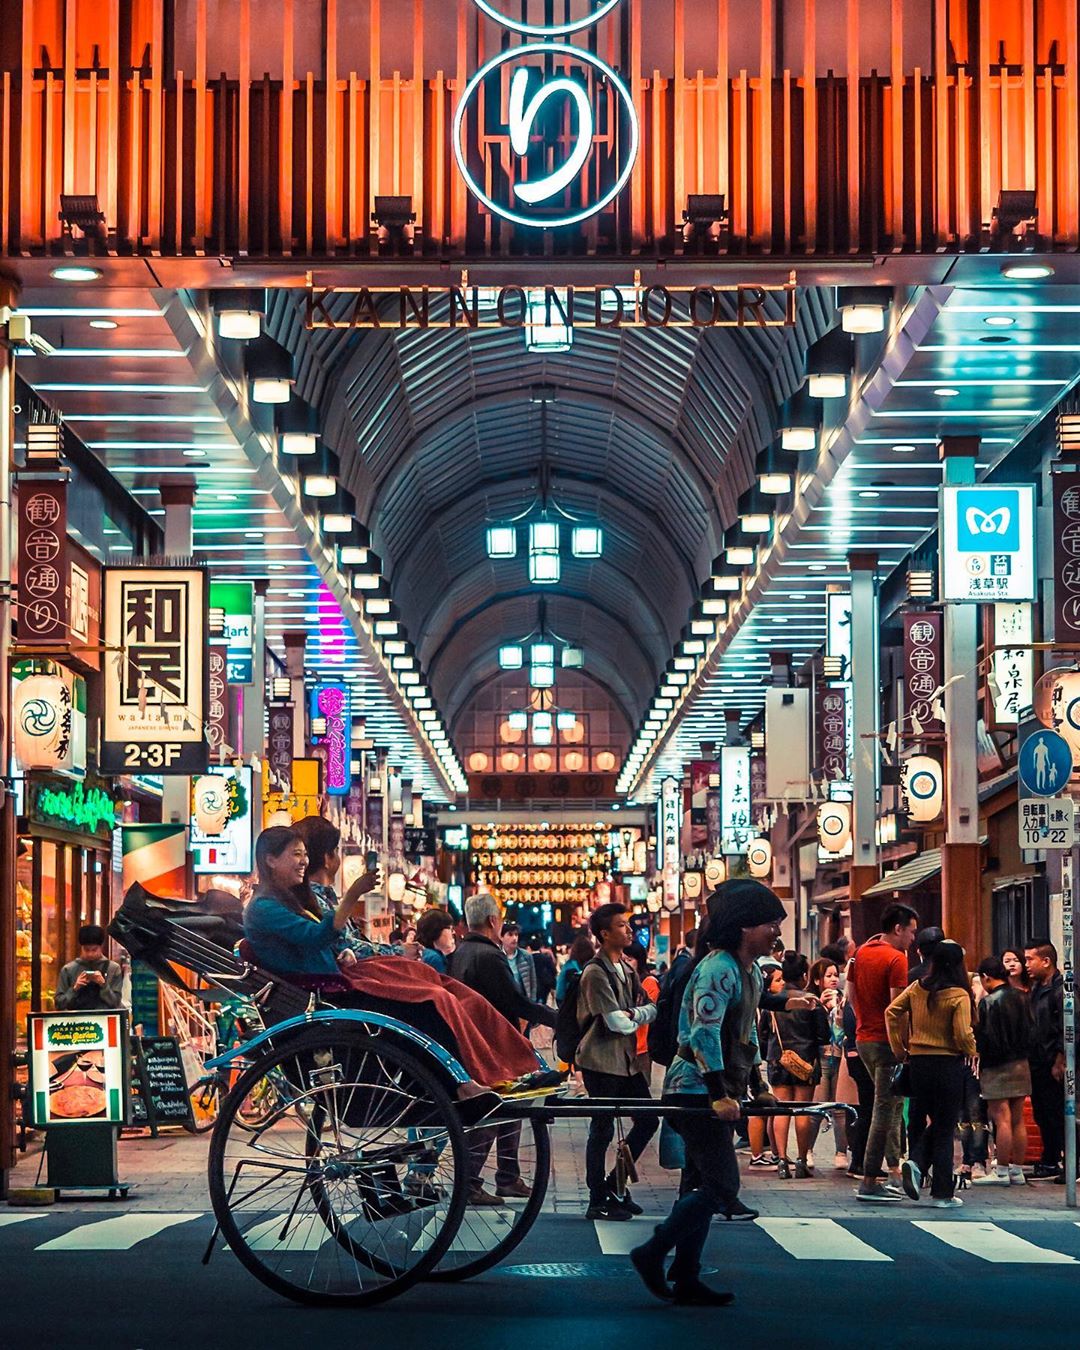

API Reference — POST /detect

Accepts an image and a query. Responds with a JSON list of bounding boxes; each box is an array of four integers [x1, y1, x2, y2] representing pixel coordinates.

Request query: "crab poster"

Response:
[[29, 1011, 129, 1127]]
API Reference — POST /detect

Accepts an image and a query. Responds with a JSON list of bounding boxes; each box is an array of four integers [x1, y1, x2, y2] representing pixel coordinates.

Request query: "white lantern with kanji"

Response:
[[13, 673, 73, 769], [193, 775, 230, 836], [901, 755, 944, 823]]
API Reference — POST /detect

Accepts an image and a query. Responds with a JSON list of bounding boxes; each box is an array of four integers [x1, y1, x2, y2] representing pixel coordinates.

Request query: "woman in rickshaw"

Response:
[[243, 825, 541, 1102]]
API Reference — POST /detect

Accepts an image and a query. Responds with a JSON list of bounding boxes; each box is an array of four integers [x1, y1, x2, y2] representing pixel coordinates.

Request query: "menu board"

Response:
[[28, 1011, 129, 1127], [130, 1036, 195, 1129]]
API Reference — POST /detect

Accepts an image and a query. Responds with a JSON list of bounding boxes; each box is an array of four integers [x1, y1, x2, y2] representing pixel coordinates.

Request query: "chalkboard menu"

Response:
[[130, 1036, 194, 1130]]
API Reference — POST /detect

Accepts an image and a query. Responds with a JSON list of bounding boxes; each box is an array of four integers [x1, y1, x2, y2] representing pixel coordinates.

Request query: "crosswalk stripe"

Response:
[[756, 1218, 892, 1262], [0, 1213, 49, 1228], [593, 1218, 664, 1255], [36, 1213, 199, 1251], [913, 1221, 1077, 1264], [241, 1214, 336, 1252]]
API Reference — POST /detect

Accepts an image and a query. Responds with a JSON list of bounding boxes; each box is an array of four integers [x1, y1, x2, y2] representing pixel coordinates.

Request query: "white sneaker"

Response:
[[931, 1196, 964, 1208], [834, 1152, 849, 1170], [971, 1164, 987, 1180], [1009, 1168, 1027, 1186], [972, 1169, 1010, 1186]]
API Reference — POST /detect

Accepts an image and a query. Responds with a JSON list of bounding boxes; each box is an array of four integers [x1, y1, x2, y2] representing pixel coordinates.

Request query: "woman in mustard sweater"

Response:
[[885, 940, 977, 1208]]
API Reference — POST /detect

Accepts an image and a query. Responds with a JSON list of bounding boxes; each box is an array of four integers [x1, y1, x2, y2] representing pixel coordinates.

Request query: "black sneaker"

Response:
[[608, 1189, 643, 1217], [1031, 1163, 1061, 1180], [630, 1243, 674, 1302], [671, 1280, 735, 1308], [586, 1200, 630, 1221], [719, 1198, 759, 1222]]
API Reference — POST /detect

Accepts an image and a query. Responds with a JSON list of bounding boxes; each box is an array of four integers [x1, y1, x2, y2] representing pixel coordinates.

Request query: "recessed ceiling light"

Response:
[[983, 314, 1016, 327], [934, 387, 960, 397], [808, 562, 828, 572], [89, 318, 118, 330], [789, 592, 806, 599], [215, 493, 238, 501], [1000, 262, 1053, 280], [859, 489, 881, 499], [893, 444, 916, 454], [979, 335, 1012, 344], [288, 590, 304, 597], [50, 264, 102, 282]]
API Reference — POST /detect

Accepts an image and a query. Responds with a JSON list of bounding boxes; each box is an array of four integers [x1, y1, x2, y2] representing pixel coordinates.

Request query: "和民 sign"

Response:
[[102, 567, 208, 775], [311, 684, 351, 796], [940, 484, 1036, 602]]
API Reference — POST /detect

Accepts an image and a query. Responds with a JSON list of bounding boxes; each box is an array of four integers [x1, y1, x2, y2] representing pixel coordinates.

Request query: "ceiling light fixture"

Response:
[[50, 264, 102, 282], [838, 286, 891, 334], [1000, 261, 1053, 280], [486, 525, 517, 559]]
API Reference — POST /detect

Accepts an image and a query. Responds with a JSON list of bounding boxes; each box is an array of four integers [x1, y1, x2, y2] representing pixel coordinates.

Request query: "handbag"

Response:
[[771, 1013, 815, 1083]]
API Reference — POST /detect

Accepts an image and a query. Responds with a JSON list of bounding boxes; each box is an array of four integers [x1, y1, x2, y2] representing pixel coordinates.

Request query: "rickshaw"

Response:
[[110, 885, 850, 1308]]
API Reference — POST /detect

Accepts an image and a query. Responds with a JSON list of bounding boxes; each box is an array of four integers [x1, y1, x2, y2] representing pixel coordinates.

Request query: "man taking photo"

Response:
[[55, 925, 123, 1012]]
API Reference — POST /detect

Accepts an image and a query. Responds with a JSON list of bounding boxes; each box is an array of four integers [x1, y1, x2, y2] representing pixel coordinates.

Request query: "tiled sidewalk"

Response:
[[7, 1115, 1074, 1221]]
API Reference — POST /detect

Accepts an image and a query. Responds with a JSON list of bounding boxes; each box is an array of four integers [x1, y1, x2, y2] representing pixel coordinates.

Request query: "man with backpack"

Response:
[[573, 902, 659, 1221]]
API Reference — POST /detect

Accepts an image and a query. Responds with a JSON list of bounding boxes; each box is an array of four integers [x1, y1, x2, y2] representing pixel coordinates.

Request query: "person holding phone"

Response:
[[244, 825, 541, 1092]]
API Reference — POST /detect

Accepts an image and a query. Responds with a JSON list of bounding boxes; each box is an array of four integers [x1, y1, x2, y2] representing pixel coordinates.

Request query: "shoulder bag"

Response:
[[770, 1013, 815, 1083]]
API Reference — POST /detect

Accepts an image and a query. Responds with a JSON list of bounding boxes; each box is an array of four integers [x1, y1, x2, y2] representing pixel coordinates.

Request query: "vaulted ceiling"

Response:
[[266, 286, 837, 736]]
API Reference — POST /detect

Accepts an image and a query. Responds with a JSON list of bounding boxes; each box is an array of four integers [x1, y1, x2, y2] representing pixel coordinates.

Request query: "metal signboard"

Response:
[[903, 610, 944, 736], [311, 683, 352, 797], [102, 567, 208, 775], [1053, 471, 1080, 644], [267, 704, 294, 785], [1018, 797, 1077, 850], [190, 765, 254, 875], [18, 479, 68, 643], [206, 645, 230, 760], [940, 484, 1036, 602], [1018, 729, 1074, 798], [657, 776, 681, 912], [28, 1010, 129, 1126], [816, 684, 848, 780], [209, 581, 255, 685], [990, 603, 1034, 728]]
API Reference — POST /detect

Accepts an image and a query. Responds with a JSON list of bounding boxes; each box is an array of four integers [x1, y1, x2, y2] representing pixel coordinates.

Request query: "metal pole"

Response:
[[0, 290, 19, 1195], [1064, 848, 1077, 1208]]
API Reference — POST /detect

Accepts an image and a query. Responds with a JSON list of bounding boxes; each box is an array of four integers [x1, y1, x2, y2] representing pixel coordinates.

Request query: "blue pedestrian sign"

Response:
[[1018, 729, 1074, 798]]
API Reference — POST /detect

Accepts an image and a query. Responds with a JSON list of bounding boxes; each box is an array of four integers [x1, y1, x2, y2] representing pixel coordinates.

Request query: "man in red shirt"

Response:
[[849, 903, 919, 1202]]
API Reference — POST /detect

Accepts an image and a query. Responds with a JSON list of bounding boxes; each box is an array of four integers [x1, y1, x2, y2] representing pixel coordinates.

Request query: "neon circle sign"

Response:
[[470, 0, 623, 37], [453, 43, 639, 229]]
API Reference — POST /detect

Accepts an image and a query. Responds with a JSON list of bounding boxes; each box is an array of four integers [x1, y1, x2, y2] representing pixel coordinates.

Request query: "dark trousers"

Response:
[[845, 1052, 876, 1173], [1030, 1061, 1065, 1168], [909, 1055, 965, 1200], [642, 1096, 740, 1284], [468, 1121, 522, 1190], [959, 1065, 990, 1167], [580, 1068, 659, 1203]]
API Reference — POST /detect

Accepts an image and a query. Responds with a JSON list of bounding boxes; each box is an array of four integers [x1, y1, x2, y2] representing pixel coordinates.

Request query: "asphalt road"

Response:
[[2, 1208, 1080, 1350]]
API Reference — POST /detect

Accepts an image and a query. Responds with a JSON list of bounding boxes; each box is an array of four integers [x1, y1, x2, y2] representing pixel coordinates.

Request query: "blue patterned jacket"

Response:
[[663, 949, 763, 1097]]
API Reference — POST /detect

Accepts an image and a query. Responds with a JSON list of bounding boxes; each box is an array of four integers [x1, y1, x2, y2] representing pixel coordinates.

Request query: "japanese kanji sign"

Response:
[[990, 602, 1034, 728], [721, 745, 752, 855], [311, 683, 351, 796], [941, 484, 1036, 602], [903, 610, 944, 737], [206, 645, 231, 760], [103, 567, 208, 775], [1052, 471, 1080, 645], [816, 684, 849, 780], [267, 704, 294, 786], [18, 480, 67, 643]]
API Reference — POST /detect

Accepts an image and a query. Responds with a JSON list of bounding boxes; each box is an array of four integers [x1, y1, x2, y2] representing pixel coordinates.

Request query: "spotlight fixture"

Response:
[[838, 286, 891, 334], [806, 330, 854, 399], [245, 335, 294, 404], [277, 399, 320, 455]]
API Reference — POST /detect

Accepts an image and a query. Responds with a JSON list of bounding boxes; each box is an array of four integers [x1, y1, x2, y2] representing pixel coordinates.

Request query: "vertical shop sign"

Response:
[[206, 646, 230, 760], [705, 788, 721, 851], [18, 480, 68, 643], [903, 610, 945, 737], [657, 776, 681, 912], [367, 793, 384, 851], [102, 567, 208, 775], [1053, 472, 1080, 644], [750, 752, 767, 829], [209, 581, 255, 685], [688, 760, 717, 850], [817, 684, 849, 780], [267, 704, 294, 786], [990, 603, 1034, 727], [311, 684, 351, 796], [720, 746, 752, 855]]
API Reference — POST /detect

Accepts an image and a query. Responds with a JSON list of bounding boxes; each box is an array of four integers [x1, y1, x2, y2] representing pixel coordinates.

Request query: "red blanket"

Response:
[[338, 957, 538, 1086]]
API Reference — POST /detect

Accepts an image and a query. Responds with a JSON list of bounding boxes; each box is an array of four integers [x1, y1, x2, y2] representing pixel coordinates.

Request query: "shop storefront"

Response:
[[16, 774, 118, 1037]]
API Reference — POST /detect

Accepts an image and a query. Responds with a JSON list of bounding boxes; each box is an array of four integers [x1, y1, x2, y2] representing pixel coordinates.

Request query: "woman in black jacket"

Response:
[[767, 952, 831, 1178], [973, 956, 1034, 1187]]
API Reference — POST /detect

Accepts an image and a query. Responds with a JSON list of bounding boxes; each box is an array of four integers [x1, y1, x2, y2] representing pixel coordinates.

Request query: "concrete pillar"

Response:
[[283, 632, 307, 759], [242, 579, 268, 828], [939, 437, 983, 958], [159, 483, 196, 825], [848, 553, 881, 909]]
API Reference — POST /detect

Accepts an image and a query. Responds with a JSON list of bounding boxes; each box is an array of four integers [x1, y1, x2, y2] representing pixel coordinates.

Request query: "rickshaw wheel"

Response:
[[208, 1027, 468, 1306], [428, 1115, 551, 1281]]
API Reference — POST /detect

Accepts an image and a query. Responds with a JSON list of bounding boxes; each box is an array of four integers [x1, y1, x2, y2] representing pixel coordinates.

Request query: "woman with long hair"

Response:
[[1001, 948, 1030, 993], [809, 956, 849, 1167], [291, 814, 397, 962], [244, 825, 539, 1092], [885, 939, 977, 1208], [766, 952, 830, 1178], [972, 955, 1034, 1187], [556, 932, 596, 1003]]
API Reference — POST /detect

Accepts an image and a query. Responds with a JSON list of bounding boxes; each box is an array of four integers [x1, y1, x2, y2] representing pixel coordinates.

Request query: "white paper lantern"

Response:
[[817, 802, 852, 854], [13, 674, 73, 769], [192, 775, 230, 836], [387, 871, 407, 904], [747, 838, 773, 878], [682, 871, 703, 902], [901, 755, 944, 823], [1050, 670, 1080, 763], [704, 857, 728, 889]]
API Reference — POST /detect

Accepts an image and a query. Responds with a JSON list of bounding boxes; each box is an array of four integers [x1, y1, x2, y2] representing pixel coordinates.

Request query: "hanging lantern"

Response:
[[682, 871, 703, 902], [386, 872, 407, 904], [1051, 670, 1080, 762], [13, 673, 73, 770], [192, 775, 231, 836], [901, 755, 944, 823], [747, 838, 773, 878], [704, 857, 728, 889], [817, 802, 852, 854], [1035, 667, 1072, 729], [467, 751, 490, 772], [265, 809, 293, 829], [646, 889, 663, 914]]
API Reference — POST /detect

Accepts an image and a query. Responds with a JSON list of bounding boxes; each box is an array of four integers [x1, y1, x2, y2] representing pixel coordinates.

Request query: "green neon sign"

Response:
[[31, 780, 117, 837]]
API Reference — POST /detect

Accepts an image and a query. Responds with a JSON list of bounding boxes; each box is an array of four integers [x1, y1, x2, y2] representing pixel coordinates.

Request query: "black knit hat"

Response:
[[704, 878, 786, 929]]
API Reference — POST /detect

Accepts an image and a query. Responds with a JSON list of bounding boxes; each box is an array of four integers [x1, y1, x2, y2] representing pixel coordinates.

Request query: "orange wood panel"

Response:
[[147, 0, 163, 252], [19, 0, 37, 250], [370, 0, 381, 203], [194, 0, 207, 252], [305, 71, 314, 256], [239, 0, 251, 255], [716, 0, 729, 206], [326, 0, 340, 252], [1066, 0, 1080, 240], [934, 0, 950, 242], [890, 0, 904, 246], [104, 0, 119, 240], [281, 0, 294, 256], [803, 0, 816, 252], [846, 0, 859, 251], [1, 72, 9, 255], [174, 68, 184, 254], [978, 0, 992, 228], [673, 0, 685, 241], [758, 0, 773, 249], [412, 0, 425, 231], [62, 0, 75, 195]]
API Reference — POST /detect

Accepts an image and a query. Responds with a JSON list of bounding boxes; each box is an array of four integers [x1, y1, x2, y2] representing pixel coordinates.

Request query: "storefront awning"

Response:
[[861, 848, 943, 897]]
